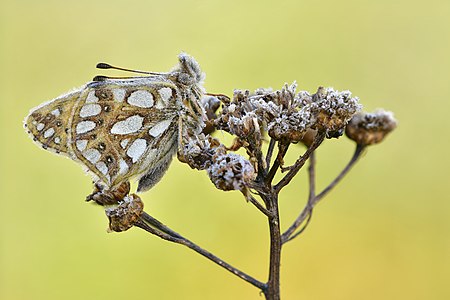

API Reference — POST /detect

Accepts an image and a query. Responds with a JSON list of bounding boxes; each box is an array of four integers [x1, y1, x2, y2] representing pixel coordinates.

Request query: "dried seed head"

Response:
[[105, 193, 144, 232], [299, 87, 362, 138], [207, 153, 255, 192], [345, 110, 397, 146], [268, 108, 313, 142], [178, 133, 224, 170], [278, 82, 298, 109], [215, 89, 281, 134], [228, 113, 258, 139], [216, 84, 362, 143]]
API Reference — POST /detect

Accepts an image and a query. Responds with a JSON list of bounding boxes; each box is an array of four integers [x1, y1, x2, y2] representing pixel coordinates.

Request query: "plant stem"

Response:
[[262, 192, 282, 300], [265, 139, 276, 172], [313, 144, 365, 202], [266, 142, 290, 185], [246, 194, 272, 217], [274, 133, 325, 192], [136, 212, 266, 292], [281, 144, 365, 243]]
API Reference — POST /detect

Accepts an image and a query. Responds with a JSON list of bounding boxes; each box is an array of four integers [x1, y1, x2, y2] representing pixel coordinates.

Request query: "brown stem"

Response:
[[265, 139, 276, 172], [314, 144, 365, 202], [281, 144, 365, 243], [308, 152, 316, 200], [261, 191, 282, 300], [136, 212, 267, 292], [274, 133, 325, 193], [266, 142, 290, 185], [283, 152, 316, 241], [246, 194, 272, 217]]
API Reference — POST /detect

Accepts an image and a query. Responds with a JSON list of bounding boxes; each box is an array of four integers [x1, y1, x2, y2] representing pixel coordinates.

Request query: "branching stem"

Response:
[[266, 142, 290, 185], [281, 144, 365, 243], [246, 194, 272, 217], [136, 212, 267, 292], [265, 139, 276, 172], [314, 144, 365, 202], [274, 133, 325, 193]]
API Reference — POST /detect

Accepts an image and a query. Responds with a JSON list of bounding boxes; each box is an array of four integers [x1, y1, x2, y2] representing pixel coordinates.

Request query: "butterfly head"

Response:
[[174, 53, 205, 88], [172, 53, 207, 123]]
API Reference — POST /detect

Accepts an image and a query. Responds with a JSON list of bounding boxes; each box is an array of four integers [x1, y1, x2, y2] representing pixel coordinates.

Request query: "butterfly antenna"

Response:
[[96, 62, 166, 75], [92, 75, 152, 82]]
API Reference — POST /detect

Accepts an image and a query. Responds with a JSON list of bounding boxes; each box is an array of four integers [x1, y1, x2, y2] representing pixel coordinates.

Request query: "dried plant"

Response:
[[25, 54, 397, 300], [109, 85, 396, 299]]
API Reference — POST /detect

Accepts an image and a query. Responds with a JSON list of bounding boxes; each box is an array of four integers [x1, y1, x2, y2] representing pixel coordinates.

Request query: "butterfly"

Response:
[[24, 53, 207, 203]]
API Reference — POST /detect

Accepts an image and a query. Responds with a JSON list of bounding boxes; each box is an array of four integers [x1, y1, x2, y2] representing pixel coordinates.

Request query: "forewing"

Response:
[[25, 89, 81, 156], [70, 79, 179, 188]]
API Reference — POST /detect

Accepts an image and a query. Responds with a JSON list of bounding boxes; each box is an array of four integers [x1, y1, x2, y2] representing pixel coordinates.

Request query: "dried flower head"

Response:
[[105, 194, 144, 232], [178, 133, 224, 170], [207, 153, 255, 192], [228, 113, 260, 139], [345, 110, 397, 146], [215, 84, 362, 144], [298, 87, 362, 138], [267, 109, 313, 142]]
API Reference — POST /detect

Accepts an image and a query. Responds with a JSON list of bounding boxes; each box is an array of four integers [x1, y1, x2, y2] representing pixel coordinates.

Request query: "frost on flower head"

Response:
[[183, 82, 385, 195], [214, 83, 363, 144], [298, 87, 362, 138], [178, 133, 224, 171], [207, 153, 255, 192], [268, 109, 313, 142], [345, 109, 397, 146]]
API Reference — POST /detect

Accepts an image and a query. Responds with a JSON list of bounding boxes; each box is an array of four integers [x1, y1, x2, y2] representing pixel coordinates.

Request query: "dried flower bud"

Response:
[[278, 82, 297, 109], [345, 110, 397, 145], [268, 109, 313, 142], [178, 133, 224, 170], [207, 153, 255, 192], [299, 87, 362, 138], [248, 98, 281, 121], [228, 113, 259, 139], [106, 194, 144, 232]]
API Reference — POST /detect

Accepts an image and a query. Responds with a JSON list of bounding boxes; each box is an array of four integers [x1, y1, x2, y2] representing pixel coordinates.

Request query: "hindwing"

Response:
[[25, 89, 80, 156]]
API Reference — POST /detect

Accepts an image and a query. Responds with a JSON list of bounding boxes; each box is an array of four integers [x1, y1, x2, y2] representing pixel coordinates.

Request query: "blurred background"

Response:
[[1, 0, 449, 299]]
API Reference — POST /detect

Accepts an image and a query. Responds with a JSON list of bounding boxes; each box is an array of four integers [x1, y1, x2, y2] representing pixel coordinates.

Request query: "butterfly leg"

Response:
[[176, 116, 225, 171], [86, 181, 131, 206], [176, 116, 205, 169]]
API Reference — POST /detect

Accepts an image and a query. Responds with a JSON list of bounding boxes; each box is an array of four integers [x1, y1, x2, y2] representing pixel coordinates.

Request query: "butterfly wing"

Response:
[[25, 89, 82, 156], [69, 78, 180, 189]]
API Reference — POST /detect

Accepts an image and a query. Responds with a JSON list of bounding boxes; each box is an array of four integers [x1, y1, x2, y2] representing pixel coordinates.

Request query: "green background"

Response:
[[1, 0, 449, 299]]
